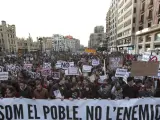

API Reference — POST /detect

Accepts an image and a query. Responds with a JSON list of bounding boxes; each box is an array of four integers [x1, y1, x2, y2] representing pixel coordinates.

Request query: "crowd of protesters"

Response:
[[0, 51, 159, 100]]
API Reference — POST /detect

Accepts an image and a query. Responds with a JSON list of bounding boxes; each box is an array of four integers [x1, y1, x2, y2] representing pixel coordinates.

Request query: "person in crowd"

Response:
[[0, 52, 158, 101], [0, 83, 6, 98], [18, 81, 32, 98], [33, 83, 49, 99], [98, 81, 112, 99], [122, 77, 138, 98], [111, 80, 123, 99], [5, 86, 16, 98], [139, 78, 154, 97]]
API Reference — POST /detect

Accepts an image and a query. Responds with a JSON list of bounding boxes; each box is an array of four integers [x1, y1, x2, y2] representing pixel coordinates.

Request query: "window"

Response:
[[124, 19, 131, 27], [146, 35, 151, 42], [134, 8, 136, 13], [148, 10, 152, 20], [141, 2, 145, 12], [159, 4, 160, 14], [133, 17, 136, 23], [124, 9, 132, 19], [134, 0, 137, 3], [118, 33, 123, 37], [148, 22, 151, 27], [139, 26, 143, 30], [149, 0, 153, 5], [155, 33, 160, 41], [124, 0, 132, 11], [132, 27, 135, 32], [140, 14, 144, 23]]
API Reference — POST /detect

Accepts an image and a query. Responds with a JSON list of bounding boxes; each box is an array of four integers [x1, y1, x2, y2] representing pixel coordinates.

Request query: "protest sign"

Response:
[[55, 61, 74, 69], [109, 56, 123, 70], [134, 76, 144, 80], [115, 68, 127, 78], [52, 72, 60, 79], [0, 98, 160, 120], [68, 67, 79, 75], [123, 72, 130, 83], [6, 64, 16, 72], [54, 90, 62, 98], [0, 72, 8, 80], [82, 65, 92, 73], [131, 61, 159, 76], [92, 59, 100, 66], [41, 68, 51, 76], [29, 72, 40, 79], [98, 75, 107, 83], [43, 63, 51, 69]]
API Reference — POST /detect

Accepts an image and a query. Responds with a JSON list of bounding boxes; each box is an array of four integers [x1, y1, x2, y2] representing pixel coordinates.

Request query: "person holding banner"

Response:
[[5, 86, 16, 98], [18, 81, 32, 98], [122, 77, 139, 99], [33, 83, 49, 99]]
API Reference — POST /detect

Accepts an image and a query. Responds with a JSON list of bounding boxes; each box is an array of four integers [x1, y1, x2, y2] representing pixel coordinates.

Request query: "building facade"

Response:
[[0, 21, 17, 53], [52, 34, 80, 52], [106, 8, 111, 50], [136, 0, 160, 54], [106, 0, 119, 51], [116, 0, 138, 54], [17, 35, 39, 53], [88, 26, 106, 49], [41, 37, 53, 51]]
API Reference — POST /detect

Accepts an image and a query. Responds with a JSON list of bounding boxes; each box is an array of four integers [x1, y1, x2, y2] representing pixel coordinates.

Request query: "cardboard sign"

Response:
[[115, 68, 127, 78], [52, 72, 60, 79], [68, 67, 79, 75], [109, 56, 123, 70], [131, 61, 159, 76], [92, 59, 100, 66], [0, 72, 8, 80], [82, 65, 92, 73]]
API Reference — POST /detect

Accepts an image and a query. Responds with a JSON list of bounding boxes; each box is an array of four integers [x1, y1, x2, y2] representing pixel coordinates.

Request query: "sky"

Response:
[[0, 0, 111, 47]]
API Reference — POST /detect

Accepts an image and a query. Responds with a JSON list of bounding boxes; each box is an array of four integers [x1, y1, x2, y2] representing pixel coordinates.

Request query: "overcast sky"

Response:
[[0, 0, 111, 47]]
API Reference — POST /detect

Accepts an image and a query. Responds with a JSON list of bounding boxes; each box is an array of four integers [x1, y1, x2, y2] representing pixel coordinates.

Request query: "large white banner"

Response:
[[0, 98, 160, 120]]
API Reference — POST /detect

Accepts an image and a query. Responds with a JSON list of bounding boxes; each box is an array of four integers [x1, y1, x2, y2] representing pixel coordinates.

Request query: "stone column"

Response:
[[150, 33, 155, 50], [142, 36, 146, 53]]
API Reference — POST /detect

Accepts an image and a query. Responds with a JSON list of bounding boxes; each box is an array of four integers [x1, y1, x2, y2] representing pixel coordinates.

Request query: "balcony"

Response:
[[148, 0, 153, 9]]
